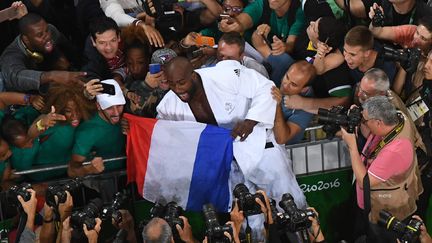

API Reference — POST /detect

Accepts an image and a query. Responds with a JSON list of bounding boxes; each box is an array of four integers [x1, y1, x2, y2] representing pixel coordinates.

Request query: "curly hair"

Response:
[[121, 25, 151, 58], [42, 83, 96, 121]]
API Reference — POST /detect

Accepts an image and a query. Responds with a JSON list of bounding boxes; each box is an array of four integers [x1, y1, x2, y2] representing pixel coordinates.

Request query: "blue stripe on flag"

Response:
[[186, 125, 233, 212]]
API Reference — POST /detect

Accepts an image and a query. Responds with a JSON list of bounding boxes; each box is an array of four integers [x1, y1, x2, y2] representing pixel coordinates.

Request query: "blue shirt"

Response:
[[281, 87, 314, 144]]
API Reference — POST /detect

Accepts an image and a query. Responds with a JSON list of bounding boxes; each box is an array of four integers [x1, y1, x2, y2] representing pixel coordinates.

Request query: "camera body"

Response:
[[372, 8, 385, 27], [141, 0, 182, 36], [45, 178, 82, 207], [383, 46, 421, 74], [318, 106, 362, 139], [7, 183, 32, 208], [233, 183, 265, 216], [378, 210, 421, 243], [150, 201, 184, 230], [101, 192, 128, 224], [270, 193, 315, 233], [70, 198, 103, 230], [203, 204, 232, 243]]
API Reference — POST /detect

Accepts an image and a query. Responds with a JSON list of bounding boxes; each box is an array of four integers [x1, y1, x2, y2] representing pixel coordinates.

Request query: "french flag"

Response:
[[124, 114, 233, 212]]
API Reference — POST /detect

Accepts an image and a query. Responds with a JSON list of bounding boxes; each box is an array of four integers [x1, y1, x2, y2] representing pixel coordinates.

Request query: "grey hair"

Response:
[[363, 68, 390, 92], [142, 218, 173, 243], [362, 96, 399, 125]]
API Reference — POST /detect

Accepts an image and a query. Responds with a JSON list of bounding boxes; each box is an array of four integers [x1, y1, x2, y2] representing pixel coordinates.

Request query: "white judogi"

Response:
[[157, 60, 306, 209]]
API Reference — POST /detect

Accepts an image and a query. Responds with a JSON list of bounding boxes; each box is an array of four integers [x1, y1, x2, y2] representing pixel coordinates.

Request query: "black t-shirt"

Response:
[[303, 0, 335, 23], [361, 0, 432, 25]]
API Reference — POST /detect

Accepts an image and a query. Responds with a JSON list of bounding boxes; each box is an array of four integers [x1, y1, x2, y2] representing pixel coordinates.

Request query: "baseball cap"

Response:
[[96, 79, 126, 110], [151, 48, 177, 65]]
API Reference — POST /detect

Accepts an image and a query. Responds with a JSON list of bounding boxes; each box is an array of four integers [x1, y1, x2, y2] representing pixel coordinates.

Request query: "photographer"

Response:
[[341, 96, 422, 242], [142, 216, 199, 243], [40, 190, 73, 243], [16, 188, 37, 243], [60, 215, 102, 243]]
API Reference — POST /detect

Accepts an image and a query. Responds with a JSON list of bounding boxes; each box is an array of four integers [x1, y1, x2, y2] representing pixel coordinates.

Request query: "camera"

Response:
[[372, 7, 385, 27], [318, 106, 362, 139], [233, 183, 265, 216], [45, 178, 82, 208], [277, 193, 315, 232], [101, 192, 129, 224], [203, 204, 232, 243], [70, 198, 103, 230], [378, 210, 422, 243], [7, 183, 32, 209], [150, 201, 184, 233], [383, 46, 421, 74], [141, 0, 182, 36]]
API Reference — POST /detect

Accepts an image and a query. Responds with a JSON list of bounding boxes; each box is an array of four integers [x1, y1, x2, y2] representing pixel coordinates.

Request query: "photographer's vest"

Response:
[[367, 113, 423, 223]]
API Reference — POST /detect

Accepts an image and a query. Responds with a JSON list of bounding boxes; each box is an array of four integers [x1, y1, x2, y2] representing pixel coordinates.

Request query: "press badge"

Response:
[[407, 96, 429, 121]]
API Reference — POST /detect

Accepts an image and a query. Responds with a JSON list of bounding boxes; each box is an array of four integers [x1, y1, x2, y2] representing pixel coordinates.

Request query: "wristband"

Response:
[[43, 217, 54, 223], [36, 120, 45, 131], [180, 38, 191, 49], [24, 94, 31, 105], [134, 19, 143, 27]]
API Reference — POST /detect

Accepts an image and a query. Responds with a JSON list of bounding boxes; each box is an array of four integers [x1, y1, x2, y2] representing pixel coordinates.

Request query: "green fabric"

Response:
[[13, 106, 40, 126], [269, 7, 305, 38], [0, 161, 6, 181], [30, 125, 76, 181], [243, 0, 264, 26], [329, 87, 352, 97], [199, 24, 223, 42], [10, 140, 40, 177], [73, 114, 126, 171], [327, 0, 345, 19]]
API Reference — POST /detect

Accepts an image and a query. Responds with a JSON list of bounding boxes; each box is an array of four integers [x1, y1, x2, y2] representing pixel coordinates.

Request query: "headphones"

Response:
[[21, 39, 44, 63]]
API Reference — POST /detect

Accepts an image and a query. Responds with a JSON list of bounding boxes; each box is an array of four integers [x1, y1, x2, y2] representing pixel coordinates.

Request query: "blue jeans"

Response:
[[266, 53, 294, 87]]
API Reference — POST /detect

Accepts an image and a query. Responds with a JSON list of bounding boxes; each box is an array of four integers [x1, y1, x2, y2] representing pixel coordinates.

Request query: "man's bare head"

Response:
[[280, 60, 316, 95], [142, 218, 174, 243], [165, 57, 200, 102]]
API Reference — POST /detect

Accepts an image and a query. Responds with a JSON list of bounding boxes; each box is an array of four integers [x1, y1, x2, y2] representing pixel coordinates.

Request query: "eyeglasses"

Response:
[[223, 4, 243, 13]]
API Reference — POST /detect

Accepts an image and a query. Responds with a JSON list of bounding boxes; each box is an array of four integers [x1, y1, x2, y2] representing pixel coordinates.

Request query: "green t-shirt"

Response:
[[13, 106, 40, 126], [200, 23, 223, 43], [0, 160, 7, 181], [30, 124, 76, 181], [243, 0, 305, 42], [10, 140, 40, 180], [72, 114, 126, 171]]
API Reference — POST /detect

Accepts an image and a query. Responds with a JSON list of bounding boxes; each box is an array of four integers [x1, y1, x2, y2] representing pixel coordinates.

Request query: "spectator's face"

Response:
[[217, 41, 242, 61], [222, 0, 244, 17], [280, 66, 308, 95], [306, 18, 320, 44], [63, 100, 82, 127], [0, 140, 12, 162], [424, 52, 432, 80], [361, 110, 380, 135], [22, 19, 53, 54], [412, 25, 432, 51], [167, 70, 196, 102], [343, 44, 368, 69], [126, 47, 148, 80], [358, 78, 380, 103], [92, 30, 120, 59], [99, 105, 124, 124]]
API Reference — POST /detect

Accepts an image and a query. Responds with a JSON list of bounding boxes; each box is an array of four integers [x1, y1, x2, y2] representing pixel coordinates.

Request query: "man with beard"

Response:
[[156, 58, 306, 241], [0, 13, 85, 92], [68, 79, 126, 178]]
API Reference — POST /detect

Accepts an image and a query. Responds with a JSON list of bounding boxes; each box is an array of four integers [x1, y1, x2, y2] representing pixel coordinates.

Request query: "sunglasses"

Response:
[[223, 4, 243, 13]]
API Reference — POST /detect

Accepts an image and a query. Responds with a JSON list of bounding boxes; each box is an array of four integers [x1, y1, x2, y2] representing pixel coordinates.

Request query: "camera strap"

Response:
[[366, 116, 404, 161]]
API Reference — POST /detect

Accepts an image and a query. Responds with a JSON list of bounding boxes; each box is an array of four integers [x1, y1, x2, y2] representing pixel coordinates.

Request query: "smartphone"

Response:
[[196, 36, 215, 47], [97, 82, 116, 95], [149, 63, 161, 74]]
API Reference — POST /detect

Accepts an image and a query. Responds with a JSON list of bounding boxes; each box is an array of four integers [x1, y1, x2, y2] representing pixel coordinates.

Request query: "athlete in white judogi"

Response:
[[157, 58, 306, 212]]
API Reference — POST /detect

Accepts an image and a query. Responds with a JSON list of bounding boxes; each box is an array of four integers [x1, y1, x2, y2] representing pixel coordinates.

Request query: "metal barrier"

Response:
[[288, 125, 351, 176]]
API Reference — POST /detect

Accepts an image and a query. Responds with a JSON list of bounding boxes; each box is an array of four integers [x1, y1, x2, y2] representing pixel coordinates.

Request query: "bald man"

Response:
[[272, 60, 317, 145]]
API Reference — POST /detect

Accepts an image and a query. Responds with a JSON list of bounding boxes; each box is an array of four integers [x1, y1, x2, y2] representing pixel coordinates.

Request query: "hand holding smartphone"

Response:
[[196, 36, 216, 47], [149, 63, 161, 74], [97, 82, 116, 95]]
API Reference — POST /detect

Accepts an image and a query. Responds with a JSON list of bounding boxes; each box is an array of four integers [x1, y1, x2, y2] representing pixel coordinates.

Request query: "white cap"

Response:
[[96, 79, 126, 110]]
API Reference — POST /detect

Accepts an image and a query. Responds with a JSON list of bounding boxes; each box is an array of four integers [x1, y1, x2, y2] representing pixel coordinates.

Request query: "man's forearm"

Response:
[[67, 161, 95, 177], [298, 96, 351, 114]]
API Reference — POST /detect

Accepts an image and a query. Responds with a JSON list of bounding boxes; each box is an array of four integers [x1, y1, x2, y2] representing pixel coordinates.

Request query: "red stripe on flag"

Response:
[[124, 113, 157, 197]]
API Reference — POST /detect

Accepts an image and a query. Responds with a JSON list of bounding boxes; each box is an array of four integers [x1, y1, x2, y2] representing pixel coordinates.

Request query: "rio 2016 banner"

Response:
[[297, 168, 355, 243]]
